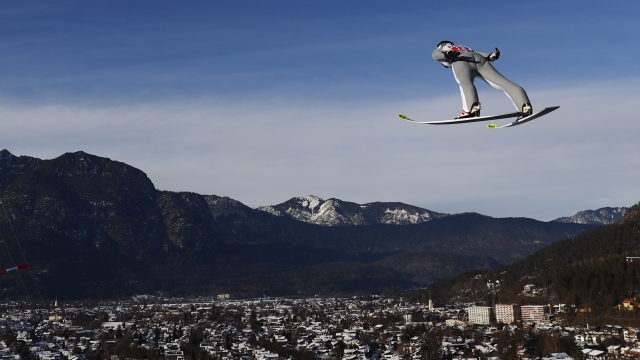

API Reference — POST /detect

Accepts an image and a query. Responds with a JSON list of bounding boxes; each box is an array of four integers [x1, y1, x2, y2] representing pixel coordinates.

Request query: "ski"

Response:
[[398, 111, 524, 125], [486, 106, 560, 129]]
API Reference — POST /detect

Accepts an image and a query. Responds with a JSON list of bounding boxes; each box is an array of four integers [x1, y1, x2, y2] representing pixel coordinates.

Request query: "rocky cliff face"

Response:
[[0, 150, 165, 257], [0, 150, 224, 299], [553, 207, 628, 225], [257, 195, 448, 226]]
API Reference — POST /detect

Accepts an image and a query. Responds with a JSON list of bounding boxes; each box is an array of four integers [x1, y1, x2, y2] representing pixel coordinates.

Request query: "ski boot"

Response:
[[456, 102, 481, 119], [518, 103, 533, 120]]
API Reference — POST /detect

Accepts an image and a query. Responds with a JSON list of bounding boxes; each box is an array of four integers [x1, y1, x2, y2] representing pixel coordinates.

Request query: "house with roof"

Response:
[[624, 329, 638, 343], [581, 349, 604, 358], [606, 345, 620, 356]]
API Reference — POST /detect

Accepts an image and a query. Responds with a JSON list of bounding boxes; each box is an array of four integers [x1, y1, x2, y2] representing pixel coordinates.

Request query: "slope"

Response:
[[427, 202, 640, 314]]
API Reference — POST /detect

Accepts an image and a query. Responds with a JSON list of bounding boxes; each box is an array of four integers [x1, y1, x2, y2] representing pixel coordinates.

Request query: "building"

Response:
[[607, 345, 621, 356], [624, 329, 638, 343], [467, 306, 492, 325], [403, 313, 415, 323], [521, 305, 547, 322], [48, 314, 63, 321], [445, 319, 466, 327], [621, 298, 637, 310], [495, 304, 521, 324]]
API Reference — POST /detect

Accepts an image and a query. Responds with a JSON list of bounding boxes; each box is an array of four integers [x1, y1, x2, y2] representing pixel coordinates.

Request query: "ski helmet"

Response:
[[436, 40, 453, 49]]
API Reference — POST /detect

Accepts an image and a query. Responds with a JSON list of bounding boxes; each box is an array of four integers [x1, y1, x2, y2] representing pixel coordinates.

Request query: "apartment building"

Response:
[[467, 306, 493, 325], [521, 305, 548, 322], [495, 304, 521, 324]]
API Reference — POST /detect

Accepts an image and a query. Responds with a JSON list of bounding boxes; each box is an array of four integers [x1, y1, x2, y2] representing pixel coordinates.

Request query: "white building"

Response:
[[467, 306, 492, 325], [495, 304, 520, 324]]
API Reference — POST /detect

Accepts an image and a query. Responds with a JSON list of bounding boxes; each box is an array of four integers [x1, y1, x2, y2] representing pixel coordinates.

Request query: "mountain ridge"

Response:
[[552, 206, 628, 225], [0, 149, 598, 299], [257, 195, 449, 226]]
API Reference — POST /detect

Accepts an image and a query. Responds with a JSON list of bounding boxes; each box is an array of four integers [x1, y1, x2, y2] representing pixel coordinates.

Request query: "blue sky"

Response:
[[2, 1, 638, 102], [1, 1, 639, 219]]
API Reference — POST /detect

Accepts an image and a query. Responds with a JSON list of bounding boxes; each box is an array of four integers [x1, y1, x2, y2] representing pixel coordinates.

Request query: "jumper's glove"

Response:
[[488, 48, 500, 61], [444, 50, 460, 59]]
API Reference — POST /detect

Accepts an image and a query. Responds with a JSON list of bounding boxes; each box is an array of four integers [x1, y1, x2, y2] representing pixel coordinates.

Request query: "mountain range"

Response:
[[0, 150, 609, 300], [258, 195, 624, 227]]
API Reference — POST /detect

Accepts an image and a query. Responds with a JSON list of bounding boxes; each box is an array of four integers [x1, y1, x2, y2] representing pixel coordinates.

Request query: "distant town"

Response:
[[0, 287, 639, 360]]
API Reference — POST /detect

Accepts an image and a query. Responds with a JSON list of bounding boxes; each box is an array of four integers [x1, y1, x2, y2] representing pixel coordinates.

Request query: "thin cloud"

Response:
[[0, 79, 638, 221]]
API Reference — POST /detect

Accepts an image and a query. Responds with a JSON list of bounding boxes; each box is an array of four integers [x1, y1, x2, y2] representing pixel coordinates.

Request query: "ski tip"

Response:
[[398, 114, 411, 121], [487, 124, 498, 129]]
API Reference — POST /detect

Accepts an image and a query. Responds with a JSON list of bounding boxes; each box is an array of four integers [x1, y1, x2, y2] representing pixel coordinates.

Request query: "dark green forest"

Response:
[[419, 202, 640, 324]]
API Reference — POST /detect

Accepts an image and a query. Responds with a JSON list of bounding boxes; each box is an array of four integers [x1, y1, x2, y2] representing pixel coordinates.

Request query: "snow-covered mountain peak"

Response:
[[552, 206, 629, 225], [257, 195, 448, 226]]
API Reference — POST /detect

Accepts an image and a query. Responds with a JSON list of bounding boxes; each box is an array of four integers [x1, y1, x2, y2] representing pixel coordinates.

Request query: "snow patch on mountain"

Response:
[[257, 205, 282, 216], [279, 197, 355, 226], [301, 195, 321, 210], [381, 208, 433, 225]]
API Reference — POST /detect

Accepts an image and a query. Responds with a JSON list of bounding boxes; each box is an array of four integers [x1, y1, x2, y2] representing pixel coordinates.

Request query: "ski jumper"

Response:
[[432, 44, 530, 113]]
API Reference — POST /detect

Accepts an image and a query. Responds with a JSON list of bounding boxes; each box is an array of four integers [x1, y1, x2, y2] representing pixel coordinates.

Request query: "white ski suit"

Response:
[[432, 44, 530, 113]]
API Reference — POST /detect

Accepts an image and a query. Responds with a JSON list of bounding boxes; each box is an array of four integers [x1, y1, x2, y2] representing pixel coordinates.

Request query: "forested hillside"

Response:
[[425, 202, 640, 322]]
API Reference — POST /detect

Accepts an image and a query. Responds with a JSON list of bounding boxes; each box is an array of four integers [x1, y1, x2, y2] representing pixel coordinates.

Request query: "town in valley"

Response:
[[1, 286, 639, 360]]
